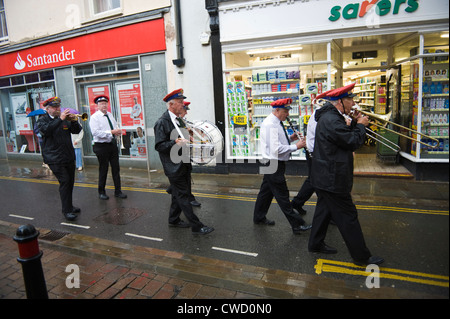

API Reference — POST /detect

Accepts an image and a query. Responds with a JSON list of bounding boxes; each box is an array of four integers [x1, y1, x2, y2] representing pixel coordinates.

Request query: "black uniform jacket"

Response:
[[37, 113, 82, 164], [310, 102, 366, 194], [154, 110, 191, 177]]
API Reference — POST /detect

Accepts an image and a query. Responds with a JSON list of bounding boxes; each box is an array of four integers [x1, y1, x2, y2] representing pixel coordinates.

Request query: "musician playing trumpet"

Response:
[[307, 83, 384, 266], [36, 96, 82, 221]]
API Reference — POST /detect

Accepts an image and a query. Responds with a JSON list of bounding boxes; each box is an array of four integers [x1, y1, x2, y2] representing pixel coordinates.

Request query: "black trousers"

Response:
[[167, 165, 204, 231], [309, 189, 371, 261], [253, 161, 306, 228], [93, 142, 121, 195], [48, 162, 76, 214], [292, 150, 315, 208]]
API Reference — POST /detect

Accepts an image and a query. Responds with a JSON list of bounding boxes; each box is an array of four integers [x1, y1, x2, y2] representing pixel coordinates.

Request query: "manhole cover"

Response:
[[94, 207, 144, 225], [40, 230, 70, 242]]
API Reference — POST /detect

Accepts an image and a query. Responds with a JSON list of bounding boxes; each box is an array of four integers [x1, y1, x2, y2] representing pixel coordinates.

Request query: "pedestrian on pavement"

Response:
[[71, 129, 84, 171], [308, 83, 384, 266], [34, 114, 49, 169], [36, 96, 82, 221], [253, 98, 312, 234], [154, 89, 213, 235], [89, 95, 127, 200]]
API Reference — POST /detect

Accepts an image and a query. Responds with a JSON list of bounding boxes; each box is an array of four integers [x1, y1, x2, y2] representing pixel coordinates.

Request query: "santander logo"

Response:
[[14, 53, 26, 70], [12, 46, 77, 72]]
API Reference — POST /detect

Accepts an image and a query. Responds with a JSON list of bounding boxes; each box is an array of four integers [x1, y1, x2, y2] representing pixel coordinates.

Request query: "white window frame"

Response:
[[88, 0, 122, 20]]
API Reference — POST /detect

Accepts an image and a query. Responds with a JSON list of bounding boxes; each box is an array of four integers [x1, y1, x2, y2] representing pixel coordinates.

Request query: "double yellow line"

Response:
[[1, 176, 448, 216], [315, 259, 449, 288]]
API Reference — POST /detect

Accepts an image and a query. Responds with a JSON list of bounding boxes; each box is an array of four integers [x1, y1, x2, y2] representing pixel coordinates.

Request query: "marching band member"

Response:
[[308, 83, 384, 266], [154, 89, 213, 235], [37, 97, 82, 221], [253, 98, 312, 234]]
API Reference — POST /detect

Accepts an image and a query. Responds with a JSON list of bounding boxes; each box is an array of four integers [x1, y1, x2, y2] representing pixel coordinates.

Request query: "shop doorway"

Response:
[[339, 33, 418, 177]]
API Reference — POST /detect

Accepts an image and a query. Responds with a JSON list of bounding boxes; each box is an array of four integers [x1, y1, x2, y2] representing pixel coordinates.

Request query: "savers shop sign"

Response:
[[329, 0, 419, 22]]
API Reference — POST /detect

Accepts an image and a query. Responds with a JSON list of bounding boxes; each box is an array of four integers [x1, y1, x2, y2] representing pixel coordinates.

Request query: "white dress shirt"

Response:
[[260, 113, 297, 161], [89, 110, 117, 143], [168, 110, 185, 138], [306, 109, 317, 153]]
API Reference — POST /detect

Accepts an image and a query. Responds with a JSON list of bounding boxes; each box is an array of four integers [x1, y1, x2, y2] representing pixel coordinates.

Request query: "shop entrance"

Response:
[[339, 32, 421, 177]]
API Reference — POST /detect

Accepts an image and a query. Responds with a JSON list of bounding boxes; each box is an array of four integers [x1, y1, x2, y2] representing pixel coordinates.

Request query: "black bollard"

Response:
[[13, 224, 48, 299]]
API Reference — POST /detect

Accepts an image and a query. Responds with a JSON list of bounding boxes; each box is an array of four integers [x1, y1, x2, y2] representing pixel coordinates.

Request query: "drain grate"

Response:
[[39, 230, 70, 242], [94, 207, 144, 225]]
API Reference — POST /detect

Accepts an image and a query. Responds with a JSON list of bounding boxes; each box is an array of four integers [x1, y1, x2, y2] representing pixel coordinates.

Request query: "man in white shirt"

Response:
[[253, 98, 312, 234], [89, 95, 127, 200]]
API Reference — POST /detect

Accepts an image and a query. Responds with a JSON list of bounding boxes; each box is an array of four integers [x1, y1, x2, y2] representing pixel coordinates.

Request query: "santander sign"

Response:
[[14, 46, 76, 71], [0, 18, 166, 78]]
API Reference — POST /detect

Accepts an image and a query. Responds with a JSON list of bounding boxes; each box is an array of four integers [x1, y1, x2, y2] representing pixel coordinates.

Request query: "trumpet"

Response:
[[350, 108, 439, 148], [67, 113, 88, 122]]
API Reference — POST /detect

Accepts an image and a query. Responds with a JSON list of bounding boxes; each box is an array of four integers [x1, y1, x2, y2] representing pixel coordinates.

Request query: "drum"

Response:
[[188, 120, 223, 165]]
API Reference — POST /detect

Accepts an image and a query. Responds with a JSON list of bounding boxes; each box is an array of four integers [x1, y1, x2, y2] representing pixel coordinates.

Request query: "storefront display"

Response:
[[218, 0, 448, 179]]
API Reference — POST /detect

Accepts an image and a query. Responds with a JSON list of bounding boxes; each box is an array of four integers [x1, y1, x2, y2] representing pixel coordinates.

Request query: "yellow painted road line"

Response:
[[0, 176, 448, 216], [315, 259, 449, 288]]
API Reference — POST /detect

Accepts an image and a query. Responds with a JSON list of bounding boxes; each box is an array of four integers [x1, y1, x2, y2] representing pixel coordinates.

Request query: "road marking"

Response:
[[212, 246, 258, 257], [60, 222, 91, 229], [315, 259, 449, 288], [1, 176, 448, 216], [8, 214, 34, 220], [125, 232, 163, 242]]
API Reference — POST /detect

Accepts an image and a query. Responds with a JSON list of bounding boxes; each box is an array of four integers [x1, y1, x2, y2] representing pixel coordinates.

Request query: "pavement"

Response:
[[0, 159, 448, 301]]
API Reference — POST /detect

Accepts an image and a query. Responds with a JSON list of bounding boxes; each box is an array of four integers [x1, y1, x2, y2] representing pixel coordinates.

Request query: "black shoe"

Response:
[[353, 256, 384, 266], [192, 226, 214, 235], [115, 192, 127, 199], [99, 193, 109, 200], [63, 212, 78, 221], [190, 200, 201, 207], [72, 206, 81, 214], [309, 243, 338, 254], [169, 220, 191, 228], [292, 224, 312, 234], [254, 219, 275, 226], [292, 201, 307, 215]]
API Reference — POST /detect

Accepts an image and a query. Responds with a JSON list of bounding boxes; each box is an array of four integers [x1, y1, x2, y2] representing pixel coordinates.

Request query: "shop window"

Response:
[[117, 58, 139, 71], [75, 64, 94, 76], [25, 73, 39, 84], [39, 71, 54, 81], [11, 76, 24, 86], [1, 83, 55, 154], [95, 61, 115, 73], [0, 77, 10, 87], [223, 43, 332, 160], [75, 68, 145, 159]]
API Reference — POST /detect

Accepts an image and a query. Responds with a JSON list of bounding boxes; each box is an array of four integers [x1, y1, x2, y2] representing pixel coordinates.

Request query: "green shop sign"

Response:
[[329, 0, 419, 22]]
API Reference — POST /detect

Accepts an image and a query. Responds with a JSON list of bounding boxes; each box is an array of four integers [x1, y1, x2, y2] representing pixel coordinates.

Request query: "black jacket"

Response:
[[154, 110, 191, 177], [37, 114, 82, 164], [310, 102, 366, 194]]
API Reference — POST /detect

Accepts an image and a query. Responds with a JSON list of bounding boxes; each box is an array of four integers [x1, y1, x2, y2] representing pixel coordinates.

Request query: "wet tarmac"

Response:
[[0, 159, 448, 299]]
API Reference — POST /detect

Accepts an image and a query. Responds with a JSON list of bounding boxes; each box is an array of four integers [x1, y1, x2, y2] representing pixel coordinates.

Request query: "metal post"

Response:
[[13, 224, 48, 299]]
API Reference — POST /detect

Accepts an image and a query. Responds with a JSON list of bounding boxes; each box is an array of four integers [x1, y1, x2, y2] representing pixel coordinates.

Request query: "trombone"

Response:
[[351, 108, 439, 149]]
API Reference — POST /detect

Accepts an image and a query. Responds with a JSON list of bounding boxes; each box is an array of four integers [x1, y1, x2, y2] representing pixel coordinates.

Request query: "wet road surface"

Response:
[[0, 162, 448, 298]]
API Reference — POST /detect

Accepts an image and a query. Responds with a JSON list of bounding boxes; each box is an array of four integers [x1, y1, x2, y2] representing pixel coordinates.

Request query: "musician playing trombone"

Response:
[[253, 98, 312, 234], [36, 96, 82, 221], [308, 83, 384, 266]]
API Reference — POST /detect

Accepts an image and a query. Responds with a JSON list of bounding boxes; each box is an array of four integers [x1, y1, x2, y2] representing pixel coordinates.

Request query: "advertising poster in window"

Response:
[[11, 93, 32, 135], [115, 82, 145, 158], [115, 82, 143, 129], [87, 85, 111, 115]]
